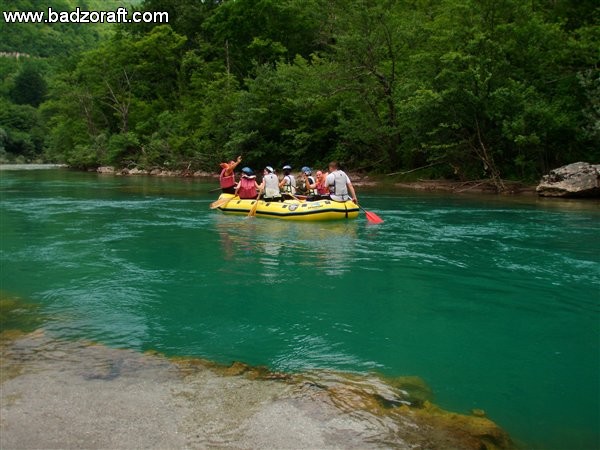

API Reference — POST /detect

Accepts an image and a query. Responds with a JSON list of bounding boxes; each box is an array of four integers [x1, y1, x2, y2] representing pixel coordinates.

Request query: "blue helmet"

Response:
[[301, 166, 312, 175], [241, 167, 253, 175]]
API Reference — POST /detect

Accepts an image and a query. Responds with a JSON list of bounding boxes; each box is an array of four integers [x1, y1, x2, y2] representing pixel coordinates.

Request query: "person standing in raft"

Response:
[[219, 155, 242, 194], [326, 161, 358, 204], [234, 167, 260, 199], [259, 166, 282, 202], [279, 165, 297, 197]]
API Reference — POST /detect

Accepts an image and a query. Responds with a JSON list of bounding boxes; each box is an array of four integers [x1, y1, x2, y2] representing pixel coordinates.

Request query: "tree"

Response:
[[10, 64, 47, 107], [44, 25, 187, 167], [0, 98, 46, 160]]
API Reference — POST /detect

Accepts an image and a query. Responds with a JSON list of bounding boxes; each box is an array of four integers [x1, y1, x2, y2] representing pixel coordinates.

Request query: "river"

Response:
[[1, 168, 598, 449]]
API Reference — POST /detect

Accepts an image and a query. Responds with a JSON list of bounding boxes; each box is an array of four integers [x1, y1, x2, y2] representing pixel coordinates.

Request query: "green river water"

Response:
[[1, 168, 599, 449]]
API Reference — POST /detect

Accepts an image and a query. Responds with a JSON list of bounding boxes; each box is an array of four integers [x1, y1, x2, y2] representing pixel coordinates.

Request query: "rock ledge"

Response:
[[536, 162, 600, 197]]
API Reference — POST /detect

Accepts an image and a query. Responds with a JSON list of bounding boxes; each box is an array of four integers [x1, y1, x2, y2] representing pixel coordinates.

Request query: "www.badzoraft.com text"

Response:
[[2, 7, 169, 24]]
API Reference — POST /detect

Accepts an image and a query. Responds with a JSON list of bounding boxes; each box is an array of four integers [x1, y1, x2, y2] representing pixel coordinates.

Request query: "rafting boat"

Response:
[[213, 193, 359, 221]]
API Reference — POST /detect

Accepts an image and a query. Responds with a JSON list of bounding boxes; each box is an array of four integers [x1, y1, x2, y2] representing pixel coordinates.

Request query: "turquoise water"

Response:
[[1, 169, 599, 449]]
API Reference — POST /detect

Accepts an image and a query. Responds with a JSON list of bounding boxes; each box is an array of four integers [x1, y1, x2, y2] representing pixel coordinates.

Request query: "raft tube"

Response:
[[215, 193, 359, 221]]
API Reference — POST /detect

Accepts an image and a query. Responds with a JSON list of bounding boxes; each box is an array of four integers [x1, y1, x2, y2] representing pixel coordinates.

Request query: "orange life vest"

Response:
[[238, 176, 257, 199], [220, 168, 235, 189]]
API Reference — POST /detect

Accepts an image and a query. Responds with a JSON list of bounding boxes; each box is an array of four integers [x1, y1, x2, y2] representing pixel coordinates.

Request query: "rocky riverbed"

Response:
[[1, 326, 514, 450]]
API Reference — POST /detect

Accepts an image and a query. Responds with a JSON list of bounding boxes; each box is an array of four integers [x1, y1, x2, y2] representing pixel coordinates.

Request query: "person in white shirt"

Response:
[[259, 166, 282, 201], [325, 161, 358, 203]]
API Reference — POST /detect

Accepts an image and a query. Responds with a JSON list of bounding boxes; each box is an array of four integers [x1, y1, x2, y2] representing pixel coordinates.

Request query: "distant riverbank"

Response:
[[0, 164, 69, 171], [0, 162, 550, 196], [73, 164, 538, 196]]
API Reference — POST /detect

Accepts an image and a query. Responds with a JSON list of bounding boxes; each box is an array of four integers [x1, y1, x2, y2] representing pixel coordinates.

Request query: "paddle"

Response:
[[282, 192, 302, 202], [208, 186, 223, 193], [248, 190, 263, 217], [210, 196, 234, 209], [357, 204, 383, 224]]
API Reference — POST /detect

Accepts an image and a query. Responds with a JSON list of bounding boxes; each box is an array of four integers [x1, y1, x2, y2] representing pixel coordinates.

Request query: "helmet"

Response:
[[301, 166, 312, 175], [241, 167, 253, 175], [265, 166, 274, 173], [282, 165, 292, 170]]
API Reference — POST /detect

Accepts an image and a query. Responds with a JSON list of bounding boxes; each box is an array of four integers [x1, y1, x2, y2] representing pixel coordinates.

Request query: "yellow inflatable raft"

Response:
[[214, 193, 359, 221]]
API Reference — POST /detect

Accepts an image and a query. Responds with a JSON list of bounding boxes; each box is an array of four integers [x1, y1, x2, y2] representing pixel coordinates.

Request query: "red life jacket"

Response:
[[220, 168, 235, 189], [316, 179, 329, 195], [238, 176, 257, 199]]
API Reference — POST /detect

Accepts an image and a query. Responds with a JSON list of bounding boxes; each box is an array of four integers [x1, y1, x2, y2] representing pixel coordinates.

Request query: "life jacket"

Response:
[[263, 173, 281, 198], [282, 174, 297, 194], [316, 176, 329, 195], [238, 175, 257, 199], [328, 170, 350, 201], [306, 176, 317, 195], [219, 168, 235, 189], [316, 180, 329, 195]]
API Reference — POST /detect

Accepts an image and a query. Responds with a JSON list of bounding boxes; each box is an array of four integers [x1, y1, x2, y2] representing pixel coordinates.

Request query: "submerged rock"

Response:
[[1, 296, 516, 450], [536, 162, 600, 197], [0, 330, 517, 450], [290, 370, 515, 450]]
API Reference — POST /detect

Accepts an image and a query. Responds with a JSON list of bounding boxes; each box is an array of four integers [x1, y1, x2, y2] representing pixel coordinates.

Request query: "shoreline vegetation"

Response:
[[68, 164, 543, 196], [1, 296, 516, 449]]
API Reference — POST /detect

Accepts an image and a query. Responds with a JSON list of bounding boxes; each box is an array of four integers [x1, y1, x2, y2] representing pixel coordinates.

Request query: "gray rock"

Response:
[[536, 162, 600, 197], [128, 167, 148, 175], [96, 166, 115, 174]]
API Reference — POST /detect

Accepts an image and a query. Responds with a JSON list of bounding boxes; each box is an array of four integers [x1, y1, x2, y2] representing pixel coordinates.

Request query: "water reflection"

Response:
[[213, 214, 359, 280]]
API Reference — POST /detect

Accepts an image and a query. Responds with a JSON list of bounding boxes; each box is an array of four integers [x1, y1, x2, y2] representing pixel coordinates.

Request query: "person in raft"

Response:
[[301, 167, 318, 200], [219, 155, 242, 194], [234, 167, 260, 199], [279, 165, 297, 197], [259, 166, 282, 202], [326, 161, 358, 204], [315, 170, 330, 198]]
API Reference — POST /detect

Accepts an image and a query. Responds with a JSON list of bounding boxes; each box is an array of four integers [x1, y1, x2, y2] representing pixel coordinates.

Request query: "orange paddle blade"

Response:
[[358, 204, 383, 224], [365, 210, 383, 224]]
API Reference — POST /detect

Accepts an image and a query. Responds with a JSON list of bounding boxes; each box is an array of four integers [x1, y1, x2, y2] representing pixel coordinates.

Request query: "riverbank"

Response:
[[90, 165, 538, 196], [0, 163, 539, 195], [1, 327, 515, 449]]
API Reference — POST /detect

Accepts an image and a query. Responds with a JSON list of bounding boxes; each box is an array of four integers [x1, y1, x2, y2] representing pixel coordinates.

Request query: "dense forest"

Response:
[[1, 0, 598, 189]]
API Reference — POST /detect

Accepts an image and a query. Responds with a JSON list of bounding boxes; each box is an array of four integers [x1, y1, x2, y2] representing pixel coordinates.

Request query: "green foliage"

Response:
[[0, 98, 46, 161], [1, 0, 597, 184], [10, 63, 47, 107], [202, 0, 324, 77], [0, 0, 137, 57], [0, 0, 137, 162]]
